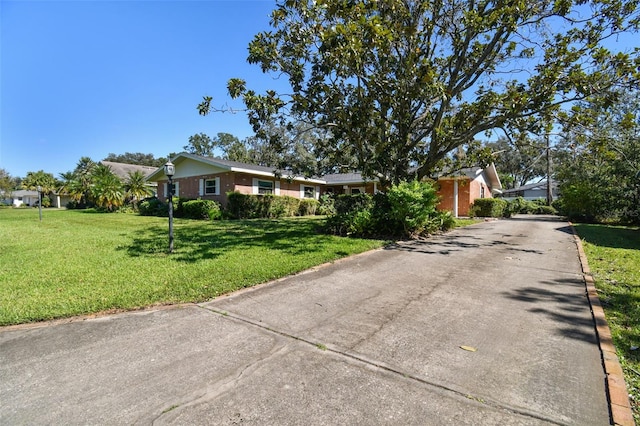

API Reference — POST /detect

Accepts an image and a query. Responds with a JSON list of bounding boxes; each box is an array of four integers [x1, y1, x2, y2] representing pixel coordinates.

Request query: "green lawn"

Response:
[[574, 223, 640, 421], [0, 208, 386, 326]]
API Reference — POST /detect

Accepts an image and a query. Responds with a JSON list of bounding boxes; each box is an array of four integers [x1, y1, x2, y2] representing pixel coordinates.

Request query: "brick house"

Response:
[[145, 153, 324, 208], [146, 153, 501, 217]]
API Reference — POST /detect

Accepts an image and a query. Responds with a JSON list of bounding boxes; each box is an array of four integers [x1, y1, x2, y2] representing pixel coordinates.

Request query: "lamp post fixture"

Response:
[[37, 185, 42, 222], [164, 160, 175, 253]]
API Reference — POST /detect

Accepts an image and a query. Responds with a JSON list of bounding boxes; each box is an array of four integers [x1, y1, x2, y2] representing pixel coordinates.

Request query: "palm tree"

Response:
[[124, 171, 153, 209], [91, 165, 124, 212], [73, 157, 96, 207]]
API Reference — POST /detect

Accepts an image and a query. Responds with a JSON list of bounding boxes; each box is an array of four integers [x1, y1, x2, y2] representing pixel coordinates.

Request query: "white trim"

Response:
[[453, 180, 459, 218], [146, 152, 326, 184], [253, 178, 275, 195], [203, 177, 220, 196], [300, 184, 317, 199], [165, 181, 179, 197], [199, 179, 204, 196]]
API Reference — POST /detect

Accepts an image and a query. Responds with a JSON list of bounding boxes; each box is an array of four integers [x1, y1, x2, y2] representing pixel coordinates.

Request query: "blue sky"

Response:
[[1, 0, 284, 178]]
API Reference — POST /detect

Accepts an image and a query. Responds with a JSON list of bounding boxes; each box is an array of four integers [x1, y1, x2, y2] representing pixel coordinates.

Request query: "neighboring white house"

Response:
[[1, 189, 73, 208], [2, 190, 40, 207], [500, 180, 559, 201]]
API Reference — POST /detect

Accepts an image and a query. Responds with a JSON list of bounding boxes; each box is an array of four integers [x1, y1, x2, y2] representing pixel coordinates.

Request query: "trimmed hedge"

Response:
[[226, 192, 319, 219], [471, 198, 508, 218], [181, 199, 222, 220]]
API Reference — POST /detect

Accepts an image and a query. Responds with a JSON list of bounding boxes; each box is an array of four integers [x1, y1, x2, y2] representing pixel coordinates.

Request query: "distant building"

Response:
[[500, 180, 559, 201]]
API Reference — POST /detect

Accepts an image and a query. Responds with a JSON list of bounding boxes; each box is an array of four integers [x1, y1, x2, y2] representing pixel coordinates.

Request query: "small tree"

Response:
[[22, 170, 57, 198], [91, 164, 124, 212], [125, 171, 153, 209]]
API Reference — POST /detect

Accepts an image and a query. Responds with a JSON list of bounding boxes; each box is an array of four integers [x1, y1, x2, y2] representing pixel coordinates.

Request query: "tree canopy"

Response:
[[555, 88, 640, 223], [199, 0, 639, 185], [486, 136, 547, 189], [22, 170, 57, 194], [0, 169, 18, 196]]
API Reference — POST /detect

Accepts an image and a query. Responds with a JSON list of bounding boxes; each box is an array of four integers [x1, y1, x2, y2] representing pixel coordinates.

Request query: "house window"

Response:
[[351, 187, 365, 195], [205, 179, 217, 195], [257, 180, 274, 195], [302, 185, 315, 198], [164, 181, 179, 197], [199, 177, 220, 196], [481, 185, 486, 198]]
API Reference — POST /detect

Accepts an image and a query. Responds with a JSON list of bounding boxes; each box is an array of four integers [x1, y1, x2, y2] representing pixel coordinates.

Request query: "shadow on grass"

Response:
[[502, 277, 600, 343], [574, 223, 640, 250], [117, 218, 334, 263]]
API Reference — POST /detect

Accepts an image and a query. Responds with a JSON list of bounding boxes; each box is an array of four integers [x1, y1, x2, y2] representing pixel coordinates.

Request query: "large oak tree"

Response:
[[200, 0, 639, 184]]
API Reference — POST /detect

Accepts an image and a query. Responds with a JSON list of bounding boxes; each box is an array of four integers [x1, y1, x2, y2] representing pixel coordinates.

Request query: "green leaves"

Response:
[[204, 0, 639, 184]]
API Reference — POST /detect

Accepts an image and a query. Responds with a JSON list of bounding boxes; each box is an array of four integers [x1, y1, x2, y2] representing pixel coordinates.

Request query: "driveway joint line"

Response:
[[198, 304, 568, 425]]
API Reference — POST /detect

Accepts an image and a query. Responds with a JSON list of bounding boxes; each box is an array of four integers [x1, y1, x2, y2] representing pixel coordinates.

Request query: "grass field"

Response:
[[574, 223, 640, 421], [0, 208, 387, 326]]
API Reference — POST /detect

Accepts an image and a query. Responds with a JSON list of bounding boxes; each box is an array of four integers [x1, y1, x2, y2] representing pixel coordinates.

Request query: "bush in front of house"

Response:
[[298, 198, 319, 216], [317, 193, 336, 216], [503, 197, 558, 216], [324, 193, 376, 236], [386, 180, 440, 237], [225, 192, 318, 219], [138, 197, 167, 216], [226, 192, 260, 219], [324, 180, 452, 238], [471, 198, 509, 218], [271, 195, 302, 218], [181, 199, 222, 220]]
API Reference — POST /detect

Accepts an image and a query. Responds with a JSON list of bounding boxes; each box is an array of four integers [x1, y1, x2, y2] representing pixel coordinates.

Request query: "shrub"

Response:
[[505, 197, 531, 215], [471, 198, 508, 217], [317, 193, 336, 216], [270, 196, 300, 218], [226, 192, 259, 219], [386, 180, 439, 237], [138, 197, 167, 216], [535, 205, 558, 215], [324, 181, 453, 238], [558, 183, 602, 222], [551, 198, 564, 214], [226, 192, 316, 219], [115, 204, 135, 214], [208, 207, 222, 220], [182, 199, 221, 220], [66, 200, 81, 209], [334, 193, 374, 215], [298, 198, 319, 216]]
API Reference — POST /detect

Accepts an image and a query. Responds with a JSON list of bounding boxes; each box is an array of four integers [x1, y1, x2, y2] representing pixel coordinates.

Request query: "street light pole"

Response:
[[37, 185, 42, 222], [164, 160, 175, 253]]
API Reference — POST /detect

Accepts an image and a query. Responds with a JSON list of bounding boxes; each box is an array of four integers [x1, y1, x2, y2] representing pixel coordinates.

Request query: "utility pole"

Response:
[[546, 130, 552, 206]]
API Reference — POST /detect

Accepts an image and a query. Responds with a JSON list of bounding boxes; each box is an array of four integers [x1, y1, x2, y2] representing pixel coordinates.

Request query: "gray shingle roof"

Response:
[[101, 161, 158, 180]]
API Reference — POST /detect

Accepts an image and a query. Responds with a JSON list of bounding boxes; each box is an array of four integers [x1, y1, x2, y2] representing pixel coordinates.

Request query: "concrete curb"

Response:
[[569, 222, 635, 426]]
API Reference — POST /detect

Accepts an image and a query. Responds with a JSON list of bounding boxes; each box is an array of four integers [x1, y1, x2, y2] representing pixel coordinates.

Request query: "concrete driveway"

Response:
[[0, 216, 611, 425]]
